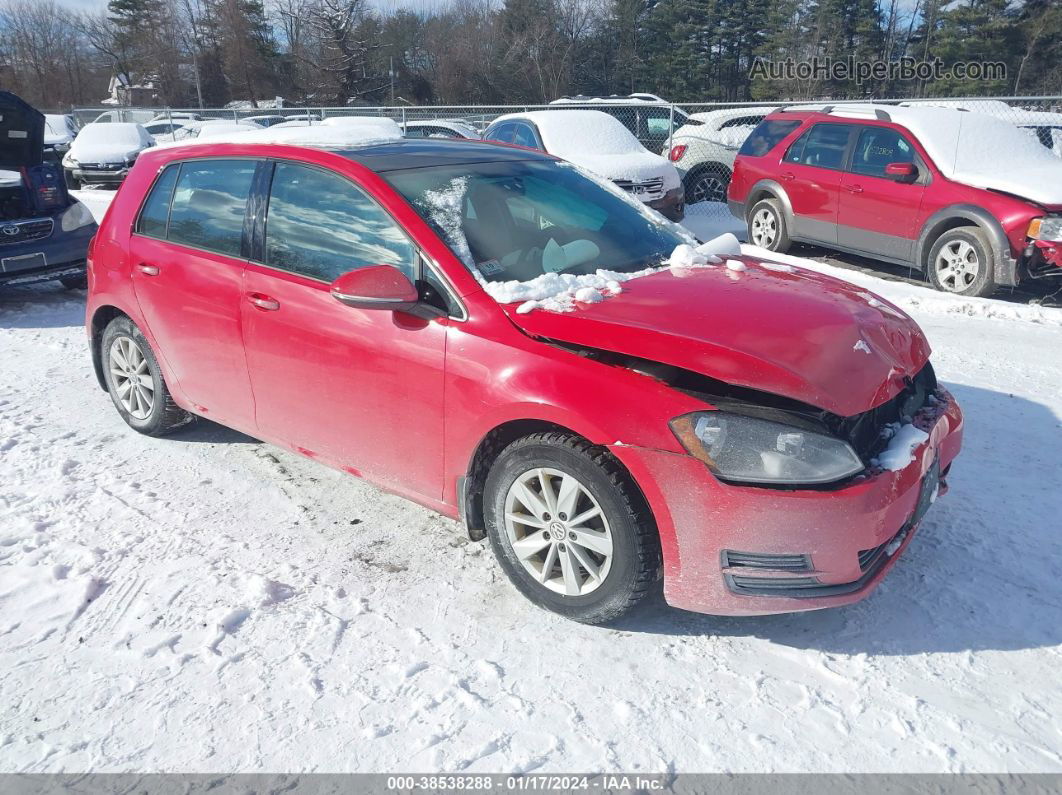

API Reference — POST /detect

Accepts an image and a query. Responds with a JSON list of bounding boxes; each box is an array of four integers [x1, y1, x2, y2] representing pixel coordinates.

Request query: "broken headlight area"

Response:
[[671, 410, 865, 486]]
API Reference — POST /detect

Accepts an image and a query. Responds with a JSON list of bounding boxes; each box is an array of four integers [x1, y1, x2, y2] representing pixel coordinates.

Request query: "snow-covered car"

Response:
[[483, 110, 684, 220], [729, 103, 1062, 297], [44, 114, 79, 156], [62, 122, 155, 188], [664, 106, 777, 204], [242, 114, 288, 127], [402, 120, 481, 139], [0, 91, 97, 289], [549, 94, 691, 150], [193, 121, 265, 139], [91, 109, 155, 125], [142, 120, 198, 144], [149, 112, 203, 123]]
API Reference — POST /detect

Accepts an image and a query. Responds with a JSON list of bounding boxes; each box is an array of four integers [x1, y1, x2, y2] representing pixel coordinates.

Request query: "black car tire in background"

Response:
[[684, 163, 732, 205]]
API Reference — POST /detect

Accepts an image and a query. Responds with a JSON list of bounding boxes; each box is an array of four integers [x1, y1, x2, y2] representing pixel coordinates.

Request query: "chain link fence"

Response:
[[67, 97, 1062, 215]]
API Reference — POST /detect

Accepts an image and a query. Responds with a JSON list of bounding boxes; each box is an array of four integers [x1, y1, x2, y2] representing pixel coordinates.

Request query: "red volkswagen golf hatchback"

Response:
[[86, 136, 963, 623]]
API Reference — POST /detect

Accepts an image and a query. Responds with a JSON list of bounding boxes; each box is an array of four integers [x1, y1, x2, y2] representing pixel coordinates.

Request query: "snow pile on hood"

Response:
[[160, 117, 403, 149], [493, 110, 680, 190], [483, 233, 744, 314], [69, 123, 150, 163], [803, 104, 1062, 206]]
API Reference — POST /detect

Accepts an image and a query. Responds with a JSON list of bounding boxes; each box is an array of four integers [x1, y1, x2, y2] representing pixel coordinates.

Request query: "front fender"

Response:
[[916, 204, 1018, 286]]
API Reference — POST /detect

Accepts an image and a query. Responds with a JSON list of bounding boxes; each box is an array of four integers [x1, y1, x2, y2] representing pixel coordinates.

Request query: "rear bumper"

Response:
[[609, 391, 964, 616], [0, 221, 94, 286]]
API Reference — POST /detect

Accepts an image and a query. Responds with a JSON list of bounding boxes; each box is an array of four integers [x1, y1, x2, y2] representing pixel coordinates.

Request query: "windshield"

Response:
[[385, 160, 690, 283]]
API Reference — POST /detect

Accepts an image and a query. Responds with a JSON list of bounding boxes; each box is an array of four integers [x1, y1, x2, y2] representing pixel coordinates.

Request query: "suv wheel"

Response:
[[483, 432, 660, 624], [101, 316, 193, 436], [927, 227, 996, 297], [685, 165, 731, 205], [747, 198, 791, 253]]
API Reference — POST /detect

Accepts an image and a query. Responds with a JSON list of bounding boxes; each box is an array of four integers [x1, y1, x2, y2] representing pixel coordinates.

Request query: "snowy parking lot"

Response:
[[1, 192, 1061, 773]]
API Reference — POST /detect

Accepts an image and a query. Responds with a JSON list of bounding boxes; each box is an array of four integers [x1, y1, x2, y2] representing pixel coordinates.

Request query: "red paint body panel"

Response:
[[503, 263, 930, 417], [87, 138, 965, 617]]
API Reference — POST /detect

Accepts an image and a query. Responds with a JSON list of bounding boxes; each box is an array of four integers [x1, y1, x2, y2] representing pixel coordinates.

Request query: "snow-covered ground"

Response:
[[1, 193, 1060, 773]]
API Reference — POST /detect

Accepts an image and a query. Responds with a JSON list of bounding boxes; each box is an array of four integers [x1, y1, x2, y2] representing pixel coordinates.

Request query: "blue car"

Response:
[[1, 91, 97, 289]]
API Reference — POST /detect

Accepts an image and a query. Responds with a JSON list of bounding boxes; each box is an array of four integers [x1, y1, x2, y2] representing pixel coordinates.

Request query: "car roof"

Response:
[[148, 137, 554, 173]]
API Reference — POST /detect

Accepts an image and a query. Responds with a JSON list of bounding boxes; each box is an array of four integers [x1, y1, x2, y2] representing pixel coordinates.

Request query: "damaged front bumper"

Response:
[[608, 390, 964, 616]]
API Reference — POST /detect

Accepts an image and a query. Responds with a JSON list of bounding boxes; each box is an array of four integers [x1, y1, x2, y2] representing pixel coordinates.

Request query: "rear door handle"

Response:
[[845, 184, 864, 194], [780, 172, 795, 182], [247, 292, 280, 311], [137, 263, 159, 276]]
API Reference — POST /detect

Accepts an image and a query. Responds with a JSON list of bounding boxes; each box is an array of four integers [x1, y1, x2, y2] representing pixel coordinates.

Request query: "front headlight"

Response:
[[63, 154, 78, 168], [60, 201, 95, 232], [671, 411, 865, 485], [1029, 216, 1062, 242]]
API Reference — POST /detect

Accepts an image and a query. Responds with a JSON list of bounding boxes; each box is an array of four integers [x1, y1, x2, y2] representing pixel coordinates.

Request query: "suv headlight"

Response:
[[1029, 216, 1062, 242], [63, 154, 79, 168], [60, 201, 95, 232], [671, 411, 864, 485]]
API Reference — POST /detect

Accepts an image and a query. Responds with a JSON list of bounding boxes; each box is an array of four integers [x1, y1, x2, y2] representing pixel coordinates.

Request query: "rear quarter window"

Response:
[[738, 119, 802, 157], [135, 164, 179, 238]]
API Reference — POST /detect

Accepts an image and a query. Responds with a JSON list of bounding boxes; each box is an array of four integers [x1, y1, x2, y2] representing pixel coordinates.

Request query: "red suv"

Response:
[[86, 136, 963, 623], [728, 104, 1062, 297]]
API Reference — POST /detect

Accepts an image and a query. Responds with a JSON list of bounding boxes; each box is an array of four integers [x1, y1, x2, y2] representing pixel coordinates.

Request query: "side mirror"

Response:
[[330, 265, 445, 319], [885, 162, 918, 182]]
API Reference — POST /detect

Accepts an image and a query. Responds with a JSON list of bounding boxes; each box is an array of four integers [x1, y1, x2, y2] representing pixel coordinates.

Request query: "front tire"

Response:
[[747, 198, 791, 253], [483, 432, 660, 624], [927, 226, 997, 297], [101, 316, 193, 436]]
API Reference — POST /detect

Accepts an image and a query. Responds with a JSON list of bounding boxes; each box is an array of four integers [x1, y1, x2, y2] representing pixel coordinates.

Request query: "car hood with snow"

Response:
[[494, 110, 680, 193], [67, 123, 153, 164], [0, 90, 45, 169], [499, 257, 930, 417]]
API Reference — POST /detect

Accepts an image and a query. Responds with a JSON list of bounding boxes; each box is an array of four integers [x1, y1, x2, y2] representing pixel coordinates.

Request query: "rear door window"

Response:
[[738, 119, 801, 156], [135, 164, 179, 238], [166, 159, 257, 256], [783, 123, 852, 169], [511, 123, 541, 149], [263, 162, 416, 282]]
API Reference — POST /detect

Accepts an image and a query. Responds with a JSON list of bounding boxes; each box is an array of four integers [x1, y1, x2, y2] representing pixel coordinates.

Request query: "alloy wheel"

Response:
[[503, 467, 614, 596], [109, 336, 155, 420], [750, 208, 778, 247], [934, 240, 981, 292], [690, 174, 727, 204]]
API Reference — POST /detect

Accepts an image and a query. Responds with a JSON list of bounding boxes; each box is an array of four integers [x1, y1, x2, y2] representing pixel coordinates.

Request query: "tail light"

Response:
[[668, 144, 687, 162]]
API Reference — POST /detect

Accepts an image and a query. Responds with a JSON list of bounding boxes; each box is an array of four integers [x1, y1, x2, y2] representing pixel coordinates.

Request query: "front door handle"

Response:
[[845, 184, 864, 194], [247, 292, 280, 311], [780, 172, 795, 182], [137, 263, 159, 276]]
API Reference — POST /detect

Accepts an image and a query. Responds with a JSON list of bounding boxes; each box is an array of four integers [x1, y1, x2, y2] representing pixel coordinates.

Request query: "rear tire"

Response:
[[483, 432, 660, 624], [684, 164, 732, 205], [101, 316, 193, 436], [747, 198, 791, 253], [927, 226, 997, 297]]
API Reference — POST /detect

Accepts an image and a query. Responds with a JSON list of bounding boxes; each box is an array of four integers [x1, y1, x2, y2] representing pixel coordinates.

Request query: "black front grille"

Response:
[[0, 219, 53, 245], [722, 550, 812, 571], [728, 575, 820, 591], [80, 163, 124, 171]]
